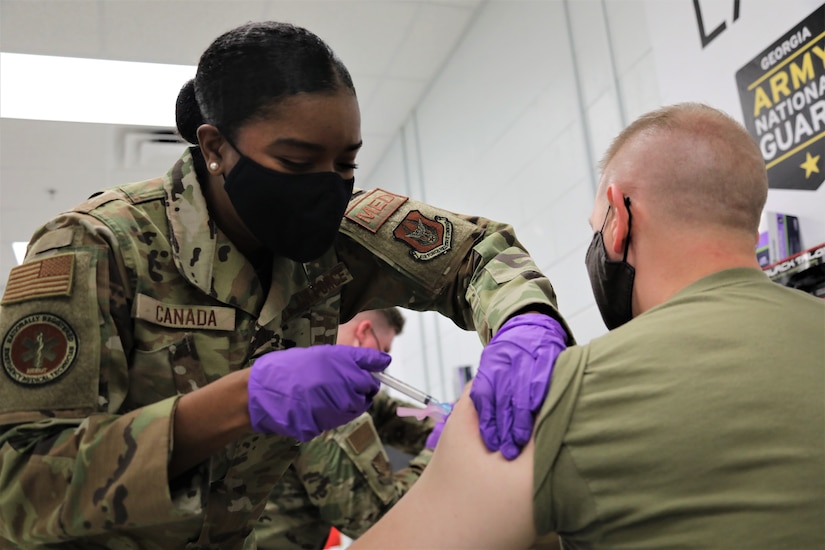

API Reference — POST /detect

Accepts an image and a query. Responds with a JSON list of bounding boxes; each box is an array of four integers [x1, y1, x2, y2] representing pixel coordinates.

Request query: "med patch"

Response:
[[345, 188, 408, 233], [2, 312, 78, 385], [393, 210, 453, 261]]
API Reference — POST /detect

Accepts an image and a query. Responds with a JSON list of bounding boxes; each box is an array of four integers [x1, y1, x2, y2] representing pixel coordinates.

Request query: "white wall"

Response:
[[365, 0, 662, 400], [0, 119, 187, 286], [365, 0, 824, 401], [3, 1, 819, 405]]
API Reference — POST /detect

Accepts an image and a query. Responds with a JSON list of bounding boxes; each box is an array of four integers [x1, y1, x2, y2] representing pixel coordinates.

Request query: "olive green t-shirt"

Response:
[[534, 268, 825, 549]]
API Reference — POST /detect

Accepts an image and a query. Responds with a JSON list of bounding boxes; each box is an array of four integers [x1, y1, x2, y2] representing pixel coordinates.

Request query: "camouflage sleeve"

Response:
[[464, 217, 574, 341], [368, 390, 434, 454], [337, 189, 573, 344], [0, 212, 202, 544], [255, 392, 436, 548], [256, 464, 327, 550], [387, 447, 432, 507], [365, 391, 434, 516], [267, 413, 432, 545]]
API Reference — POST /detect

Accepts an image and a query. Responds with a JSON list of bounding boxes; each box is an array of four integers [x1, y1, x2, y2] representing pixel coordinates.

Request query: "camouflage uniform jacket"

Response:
[[255, 390, 436, 549], [0, 149, 570, 549]]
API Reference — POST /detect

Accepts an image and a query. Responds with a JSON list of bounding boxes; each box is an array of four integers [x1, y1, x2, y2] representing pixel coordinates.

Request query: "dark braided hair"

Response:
[[176, 21, 355, 145]]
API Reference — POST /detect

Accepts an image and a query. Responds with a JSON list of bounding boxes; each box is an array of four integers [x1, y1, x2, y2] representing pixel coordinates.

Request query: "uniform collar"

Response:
[[162, 149, 347, 323], [163, 149, 265, 316]]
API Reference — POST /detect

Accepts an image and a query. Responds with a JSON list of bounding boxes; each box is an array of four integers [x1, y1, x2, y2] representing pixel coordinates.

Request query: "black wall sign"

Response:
[[735, 4, 824, 191], [694, 0, 741, 48]]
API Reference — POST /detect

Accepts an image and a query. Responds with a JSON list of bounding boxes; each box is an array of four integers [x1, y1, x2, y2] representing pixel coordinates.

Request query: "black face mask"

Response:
[[585, 197, 635, 330], [223, 154, 354, 263]]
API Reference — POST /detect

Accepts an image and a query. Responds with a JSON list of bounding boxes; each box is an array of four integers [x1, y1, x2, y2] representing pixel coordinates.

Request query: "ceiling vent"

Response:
[[120, 128, 188, 170]]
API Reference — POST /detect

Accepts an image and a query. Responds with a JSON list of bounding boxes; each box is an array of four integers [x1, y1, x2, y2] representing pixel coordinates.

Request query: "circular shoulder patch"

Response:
[[2, 313, 78, 385]]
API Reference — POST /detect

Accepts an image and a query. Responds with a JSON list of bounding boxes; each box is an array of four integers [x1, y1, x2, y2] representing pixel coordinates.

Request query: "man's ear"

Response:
[[196, 124, 226, 175], [354, 319, 373, 344], [605, 184, 630, 255]]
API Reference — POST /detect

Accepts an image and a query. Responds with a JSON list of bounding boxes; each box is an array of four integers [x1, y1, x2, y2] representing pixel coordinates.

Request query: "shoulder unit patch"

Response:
[[393, 210, 453, 261], [2, 313, 78, 385]]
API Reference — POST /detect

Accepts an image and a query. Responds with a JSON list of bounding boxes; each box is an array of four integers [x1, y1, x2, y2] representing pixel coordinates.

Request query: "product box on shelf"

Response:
[[762, 242, 825, 299], [757, 211, 802, 267]]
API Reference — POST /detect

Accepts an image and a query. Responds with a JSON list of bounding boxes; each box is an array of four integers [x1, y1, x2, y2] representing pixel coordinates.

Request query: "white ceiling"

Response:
[[0, 0, 483, 283], [0, 0, 482, 149]]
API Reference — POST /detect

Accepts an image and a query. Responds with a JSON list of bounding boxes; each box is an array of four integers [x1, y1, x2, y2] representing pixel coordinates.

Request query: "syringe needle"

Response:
[[373, 371, 450, 413]]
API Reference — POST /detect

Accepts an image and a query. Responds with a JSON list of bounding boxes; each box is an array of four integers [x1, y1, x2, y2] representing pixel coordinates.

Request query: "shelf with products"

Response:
[[761, 242, 825, 299]]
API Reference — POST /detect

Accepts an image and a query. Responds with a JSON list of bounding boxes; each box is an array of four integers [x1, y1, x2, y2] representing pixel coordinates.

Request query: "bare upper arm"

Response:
[[352, 389, 537, 549]]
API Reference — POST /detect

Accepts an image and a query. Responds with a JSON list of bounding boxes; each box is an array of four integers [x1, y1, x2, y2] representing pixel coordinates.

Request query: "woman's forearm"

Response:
[[169, 369, 253, 478]]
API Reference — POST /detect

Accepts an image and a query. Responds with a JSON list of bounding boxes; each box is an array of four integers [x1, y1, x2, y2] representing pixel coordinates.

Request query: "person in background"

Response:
[[0, 21, 571, 548], [351, 102, 825, 549], [256, 307, 445, 549]]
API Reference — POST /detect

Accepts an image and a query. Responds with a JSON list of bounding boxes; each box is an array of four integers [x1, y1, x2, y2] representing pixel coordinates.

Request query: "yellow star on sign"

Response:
[[800, 151, 820, 179]]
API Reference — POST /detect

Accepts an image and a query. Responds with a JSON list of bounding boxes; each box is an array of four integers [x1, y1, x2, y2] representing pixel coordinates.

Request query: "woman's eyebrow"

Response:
[[269, 137, 363, 152]]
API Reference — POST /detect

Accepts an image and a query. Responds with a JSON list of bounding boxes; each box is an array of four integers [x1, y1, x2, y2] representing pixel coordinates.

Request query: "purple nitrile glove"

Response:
[[425, 412, 449, 449], [425, 402, 454, 449], [248, 345, 391, 441], [470, 313, 567, 460]]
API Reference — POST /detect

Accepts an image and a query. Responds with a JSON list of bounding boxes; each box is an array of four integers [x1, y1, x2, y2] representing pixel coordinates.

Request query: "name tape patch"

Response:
[[134, 294, 236, 331], [2, 254, 74, 305], [345, 189, 408, 233], [283, 262, 354, 319]]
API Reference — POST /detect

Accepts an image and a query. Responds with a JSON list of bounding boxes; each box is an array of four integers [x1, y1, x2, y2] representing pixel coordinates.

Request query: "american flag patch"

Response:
[[1, 254, 75, 305]]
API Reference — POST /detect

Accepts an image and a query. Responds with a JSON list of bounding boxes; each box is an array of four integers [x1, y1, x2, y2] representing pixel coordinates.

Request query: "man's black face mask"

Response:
[[585, 197, 635, 330]]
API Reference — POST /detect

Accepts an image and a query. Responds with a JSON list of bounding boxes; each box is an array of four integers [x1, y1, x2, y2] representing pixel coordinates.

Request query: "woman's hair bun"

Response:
[[175, 79, 204, 144]]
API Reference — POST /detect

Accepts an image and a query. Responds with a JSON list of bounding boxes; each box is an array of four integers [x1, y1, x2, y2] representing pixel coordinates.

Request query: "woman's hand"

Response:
[[248, 345, 391, 441]]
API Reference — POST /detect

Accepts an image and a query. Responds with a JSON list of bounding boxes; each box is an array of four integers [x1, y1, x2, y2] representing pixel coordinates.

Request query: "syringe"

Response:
[[373, 371, 451, 415]]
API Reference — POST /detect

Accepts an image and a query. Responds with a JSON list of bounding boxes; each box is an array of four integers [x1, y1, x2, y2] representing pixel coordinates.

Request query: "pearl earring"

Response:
[[209, 161, 219, 171]]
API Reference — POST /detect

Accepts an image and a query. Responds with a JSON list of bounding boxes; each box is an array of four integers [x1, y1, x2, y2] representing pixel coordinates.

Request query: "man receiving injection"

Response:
[[255, 308, 448, 549]]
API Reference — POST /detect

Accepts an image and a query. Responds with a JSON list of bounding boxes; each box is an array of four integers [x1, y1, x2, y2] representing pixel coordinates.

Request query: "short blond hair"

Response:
[[599, 103, 768, 233]]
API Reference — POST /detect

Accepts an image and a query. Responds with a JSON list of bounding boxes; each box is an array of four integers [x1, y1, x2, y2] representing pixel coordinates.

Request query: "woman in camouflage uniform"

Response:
[[0, 21, 570, 549]]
